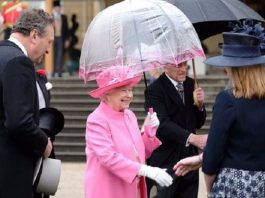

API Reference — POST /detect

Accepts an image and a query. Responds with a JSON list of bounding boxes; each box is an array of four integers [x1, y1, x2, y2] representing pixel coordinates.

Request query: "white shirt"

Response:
[[36, 82, 46, 109], [165, 73, 183, 91], [8, 36, 28, 56]]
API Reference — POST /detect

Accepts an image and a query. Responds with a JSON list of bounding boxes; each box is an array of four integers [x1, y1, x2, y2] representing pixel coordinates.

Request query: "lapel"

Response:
[[160, 73, 185, 108], [36, 75, 50, 107]]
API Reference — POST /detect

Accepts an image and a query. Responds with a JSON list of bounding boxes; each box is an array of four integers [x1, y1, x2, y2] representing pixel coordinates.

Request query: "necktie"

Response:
[[176, 83, 184, 103]]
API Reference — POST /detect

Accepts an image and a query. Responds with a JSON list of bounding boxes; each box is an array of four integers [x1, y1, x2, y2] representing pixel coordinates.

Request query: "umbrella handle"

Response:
[[145, 107, 156, 137], [149, 107, 153, 115], [192, 59, 201, 108], [192, 59, 198, 89]]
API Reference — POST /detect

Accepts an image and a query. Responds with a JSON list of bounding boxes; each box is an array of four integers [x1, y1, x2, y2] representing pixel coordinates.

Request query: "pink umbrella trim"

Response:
[[79, 48, 205, 83]]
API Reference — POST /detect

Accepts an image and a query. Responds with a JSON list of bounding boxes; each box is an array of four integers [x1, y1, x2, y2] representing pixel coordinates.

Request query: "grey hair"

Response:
[[12, 9, 54, 37]]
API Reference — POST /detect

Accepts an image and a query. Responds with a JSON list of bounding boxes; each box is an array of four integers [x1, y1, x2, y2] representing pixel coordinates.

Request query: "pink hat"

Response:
[[89, 67, 142, 98]]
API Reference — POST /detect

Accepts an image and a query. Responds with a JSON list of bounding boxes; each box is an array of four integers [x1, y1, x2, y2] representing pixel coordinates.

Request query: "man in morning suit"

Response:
[[144, 61, 208, 198], [0, 9, 54, 198]]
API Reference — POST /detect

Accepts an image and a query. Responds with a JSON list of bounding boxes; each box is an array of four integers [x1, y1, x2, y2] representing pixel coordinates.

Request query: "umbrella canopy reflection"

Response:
[[79, 0, 205, 83]]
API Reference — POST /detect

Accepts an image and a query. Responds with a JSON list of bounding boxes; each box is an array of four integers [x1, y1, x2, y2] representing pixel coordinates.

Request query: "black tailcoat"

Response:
[[0, 40, 48, 198]]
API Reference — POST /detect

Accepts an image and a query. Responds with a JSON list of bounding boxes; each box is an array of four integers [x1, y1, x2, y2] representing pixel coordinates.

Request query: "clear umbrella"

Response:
[[79, 0, 205, 83]]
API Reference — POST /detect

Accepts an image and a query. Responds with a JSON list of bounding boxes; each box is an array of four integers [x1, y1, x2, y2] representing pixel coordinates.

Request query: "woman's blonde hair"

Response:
[[228, 65, 265, 99]]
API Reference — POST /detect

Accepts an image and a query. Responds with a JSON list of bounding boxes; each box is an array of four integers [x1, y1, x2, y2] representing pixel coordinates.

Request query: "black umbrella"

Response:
[[164, 0, 265, 90], [165, 0, 265, 40]]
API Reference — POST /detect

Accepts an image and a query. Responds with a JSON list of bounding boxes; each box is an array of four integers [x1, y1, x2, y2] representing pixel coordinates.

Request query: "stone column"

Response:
[[45, 0, 53, 78]]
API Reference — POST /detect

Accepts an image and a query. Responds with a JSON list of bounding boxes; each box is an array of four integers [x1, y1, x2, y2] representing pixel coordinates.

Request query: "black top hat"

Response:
[[39, 107, 64, 138], [205, 32, 265, 67], [53, 0, 61, 7]]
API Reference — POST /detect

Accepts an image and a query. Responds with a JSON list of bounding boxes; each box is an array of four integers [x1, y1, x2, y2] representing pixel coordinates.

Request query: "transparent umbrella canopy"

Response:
[[79, 0, 205, 82]]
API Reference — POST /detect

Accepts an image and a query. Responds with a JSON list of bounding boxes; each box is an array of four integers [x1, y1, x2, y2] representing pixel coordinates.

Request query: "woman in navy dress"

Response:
[[174, 31, 265, 197]]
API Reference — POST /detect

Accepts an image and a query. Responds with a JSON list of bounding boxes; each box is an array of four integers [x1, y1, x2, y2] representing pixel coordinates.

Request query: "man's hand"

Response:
[[193, 87, 205, 108], [43, 138, 52, 158], [188, 134, 208, 150]]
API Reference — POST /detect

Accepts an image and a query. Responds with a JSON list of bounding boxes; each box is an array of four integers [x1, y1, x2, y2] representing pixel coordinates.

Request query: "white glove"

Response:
[[144, 112, 159, 137], [148, 112, 160, 128], [138, 165, 173, 187]]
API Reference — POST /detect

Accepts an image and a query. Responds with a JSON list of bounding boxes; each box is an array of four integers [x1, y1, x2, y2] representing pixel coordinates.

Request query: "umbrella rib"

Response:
[[153, 2, 179, 65], [129, 0, 145, 70], [220, 0, 237, 19], [129, 1, 151, 93], [195, 0, 208, 21]]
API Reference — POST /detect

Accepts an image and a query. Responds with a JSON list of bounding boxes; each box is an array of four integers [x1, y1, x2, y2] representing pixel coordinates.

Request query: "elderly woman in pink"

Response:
[[84, 67, 173, 198]]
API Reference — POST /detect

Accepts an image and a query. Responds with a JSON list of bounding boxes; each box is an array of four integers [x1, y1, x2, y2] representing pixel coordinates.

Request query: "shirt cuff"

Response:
[[185, 133, 192, 147]]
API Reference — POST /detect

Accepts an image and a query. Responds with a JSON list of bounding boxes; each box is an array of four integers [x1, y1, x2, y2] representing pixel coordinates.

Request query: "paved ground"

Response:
[[51, 162, 207, 198]]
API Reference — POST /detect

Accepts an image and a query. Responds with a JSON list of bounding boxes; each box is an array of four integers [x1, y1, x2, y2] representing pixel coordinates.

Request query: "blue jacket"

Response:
[[203, 89, 265, 175]]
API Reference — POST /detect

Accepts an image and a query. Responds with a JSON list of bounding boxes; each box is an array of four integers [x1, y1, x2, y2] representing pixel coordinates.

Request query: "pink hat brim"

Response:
[[89, 75, 142, 98]]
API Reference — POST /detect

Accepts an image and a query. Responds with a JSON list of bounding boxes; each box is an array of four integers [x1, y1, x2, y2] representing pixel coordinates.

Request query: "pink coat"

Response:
[[84, 102, 160, 198]]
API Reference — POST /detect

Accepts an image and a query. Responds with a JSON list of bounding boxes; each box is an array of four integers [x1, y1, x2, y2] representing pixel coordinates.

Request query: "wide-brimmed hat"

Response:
[[204, 32, 265, 67], [39, 107, 64, 138], [89, 67, 142, 98], [33, 157, 61, 195]]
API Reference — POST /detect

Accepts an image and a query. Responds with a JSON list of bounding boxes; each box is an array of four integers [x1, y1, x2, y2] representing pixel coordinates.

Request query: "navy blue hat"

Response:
[[204, 32, 265, 67]]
